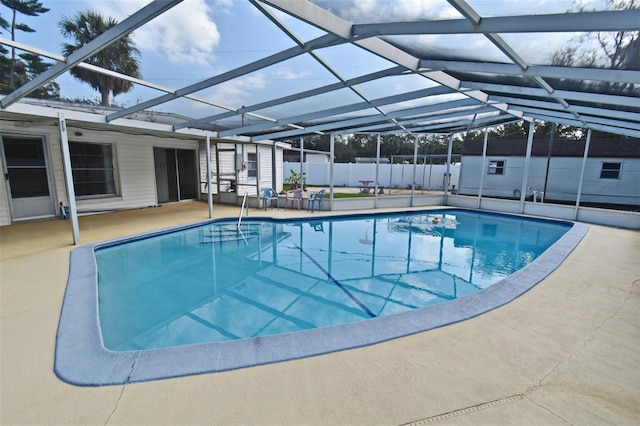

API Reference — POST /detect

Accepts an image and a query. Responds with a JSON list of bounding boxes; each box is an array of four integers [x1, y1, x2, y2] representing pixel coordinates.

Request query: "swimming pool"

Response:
[[55, 208, 588, 385]]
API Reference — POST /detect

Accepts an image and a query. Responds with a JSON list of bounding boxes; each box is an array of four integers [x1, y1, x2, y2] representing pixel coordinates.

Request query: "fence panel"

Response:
[[284, 162, 460, 190]]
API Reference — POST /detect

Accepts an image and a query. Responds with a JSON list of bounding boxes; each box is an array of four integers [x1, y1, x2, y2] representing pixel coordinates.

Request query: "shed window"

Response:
[[488, 160, 505, 175], [69, 142, 117, 196], [247, 152, 257, 179], [600, 162, 621, 179]]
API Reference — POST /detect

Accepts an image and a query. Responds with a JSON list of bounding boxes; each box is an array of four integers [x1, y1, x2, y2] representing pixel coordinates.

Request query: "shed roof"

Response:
[[462, 138, 640, 158], [1, 0, 638, 141]]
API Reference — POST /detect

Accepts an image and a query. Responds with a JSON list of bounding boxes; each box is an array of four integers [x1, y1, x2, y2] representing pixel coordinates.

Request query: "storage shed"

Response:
[[458, 138, 640, 208]]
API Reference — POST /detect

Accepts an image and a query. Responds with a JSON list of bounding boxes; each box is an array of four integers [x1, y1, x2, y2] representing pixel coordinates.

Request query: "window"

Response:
[[69, 142, 117, 196], [488, 160, 505, 175], [600, 162, 621, 179], [247, 152, 257, 179]]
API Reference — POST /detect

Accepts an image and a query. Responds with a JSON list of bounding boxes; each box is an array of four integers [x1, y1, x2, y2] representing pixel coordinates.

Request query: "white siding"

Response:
[[199, 140, 219, 194], [67, 127, 200, 212], [0, 119, 202, 223], [236, 145, 257, 197], [217, 144, 236, 193], [274, 147, 283, 191], [258, 145, 281, 193], [459, 155, 640, 206]]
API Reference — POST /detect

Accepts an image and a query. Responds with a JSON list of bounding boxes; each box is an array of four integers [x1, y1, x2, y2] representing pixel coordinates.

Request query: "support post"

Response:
[[519, 121, 535, 214], [477, 128, 489, 209], [329, 133, 335, 210], [411, 134, 418, 206], [375, 134, 381, 207], [575, 129, 592, 221], [299, 137, 304, 189], [543, 123, 555, 197], [271, 142, 277, 190], [58, 113, 80, 245], [205, 134, 213, 218], [444, 134, 453, 205]]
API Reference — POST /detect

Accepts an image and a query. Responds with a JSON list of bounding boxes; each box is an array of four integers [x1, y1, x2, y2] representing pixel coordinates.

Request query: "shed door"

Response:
[[1, 136, 55, 220]]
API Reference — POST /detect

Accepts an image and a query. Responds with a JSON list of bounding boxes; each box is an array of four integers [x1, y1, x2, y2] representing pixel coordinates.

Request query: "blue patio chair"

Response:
[[260, 188, 280, 211], [285, 189, 303, 210], [309, 189, 325, 212]]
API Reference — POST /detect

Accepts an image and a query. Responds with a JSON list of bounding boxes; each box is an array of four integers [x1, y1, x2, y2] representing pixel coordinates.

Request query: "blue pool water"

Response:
[[96, 209, 571, 351]]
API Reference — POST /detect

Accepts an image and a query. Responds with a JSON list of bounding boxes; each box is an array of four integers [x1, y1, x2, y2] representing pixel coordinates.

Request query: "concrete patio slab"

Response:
[[1, 201, 638, 425]]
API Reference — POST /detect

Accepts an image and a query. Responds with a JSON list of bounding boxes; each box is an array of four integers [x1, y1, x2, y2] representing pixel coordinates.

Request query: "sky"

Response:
[[1, 0, 608, 121]]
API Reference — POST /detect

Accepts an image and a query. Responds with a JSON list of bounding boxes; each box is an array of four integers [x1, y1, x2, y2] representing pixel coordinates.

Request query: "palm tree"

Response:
[[59, 11, 140, 106]]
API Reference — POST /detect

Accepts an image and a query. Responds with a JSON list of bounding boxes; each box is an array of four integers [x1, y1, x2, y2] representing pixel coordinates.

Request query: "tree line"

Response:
[[287, 121, 626, 164]]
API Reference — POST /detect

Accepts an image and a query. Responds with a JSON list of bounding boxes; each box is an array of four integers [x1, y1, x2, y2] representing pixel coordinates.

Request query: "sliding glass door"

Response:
[[153, 148, 197, 203]]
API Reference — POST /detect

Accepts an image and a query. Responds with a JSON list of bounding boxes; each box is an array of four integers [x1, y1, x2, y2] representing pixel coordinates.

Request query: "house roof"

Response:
[[1, 0, 638, 142]]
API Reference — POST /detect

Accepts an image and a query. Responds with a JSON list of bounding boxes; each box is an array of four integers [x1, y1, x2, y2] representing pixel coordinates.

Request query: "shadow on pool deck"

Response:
[[1, 201, 639, 425]]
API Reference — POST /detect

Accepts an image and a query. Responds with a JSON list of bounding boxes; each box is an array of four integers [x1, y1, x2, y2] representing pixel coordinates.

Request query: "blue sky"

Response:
[[1, 0, 606, 120]]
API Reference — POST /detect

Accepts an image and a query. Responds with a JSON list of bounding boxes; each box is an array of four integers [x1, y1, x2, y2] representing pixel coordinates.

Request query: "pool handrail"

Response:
[[237, 192, 248, 244]]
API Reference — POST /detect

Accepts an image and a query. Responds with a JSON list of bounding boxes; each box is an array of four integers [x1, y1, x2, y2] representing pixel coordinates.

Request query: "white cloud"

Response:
[[211, 0, 234, 14], [89, 0, 220, 66], [320, 0, 459, 23], [275, 68, 311, 80], [206, 73, 267, 107]]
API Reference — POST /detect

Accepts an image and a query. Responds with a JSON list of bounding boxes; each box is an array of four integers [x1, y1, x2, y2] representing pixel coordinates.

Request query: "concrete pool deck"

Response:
[[1, 201, 638, 425]]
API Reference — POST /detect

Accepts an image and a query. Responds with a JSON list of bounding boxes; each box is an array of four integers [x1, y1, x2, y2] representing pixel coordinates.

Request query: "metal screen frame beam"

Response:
[[106, 33, 346, 122], [352, 10, 640, 36]]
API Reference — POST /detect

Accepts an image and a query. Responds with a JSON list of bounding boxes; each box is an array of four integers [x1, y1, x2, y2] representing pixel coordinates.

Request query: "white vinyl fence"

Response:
[[284, 162, 461, 191]]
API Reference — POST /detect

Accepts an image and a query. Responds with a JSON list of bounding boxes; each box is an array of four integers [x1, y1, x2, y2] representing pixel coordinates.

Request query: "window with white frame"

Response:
[[488, 160, 505, 175], [599, 162, 621, 179], [69, 142, 117, 196], [247, 152, 257, 179]]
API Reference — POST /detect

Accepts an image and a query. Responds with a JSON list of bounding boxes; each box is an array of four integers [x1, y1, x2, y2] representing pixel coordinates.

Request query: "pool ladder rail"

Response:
[[237, 192, 249, 244]]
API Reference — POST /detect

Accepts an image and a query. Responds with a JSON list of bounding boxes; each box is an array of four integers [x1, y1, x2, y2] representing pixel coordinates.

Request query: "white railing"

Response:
[[237, 192, 249, 244]]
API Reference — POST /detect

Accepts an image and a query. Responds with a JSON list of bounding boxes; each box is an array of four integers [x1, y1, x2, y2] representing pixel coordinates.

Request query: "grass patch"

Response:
[[282, 186, 374, 198], [332, 192, 373, 198]]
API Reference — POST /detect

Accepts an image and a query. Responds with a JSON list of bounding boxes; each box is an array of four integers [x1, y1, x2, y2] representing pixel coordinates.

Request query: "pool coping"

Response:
[[54, 209, 589, 386]]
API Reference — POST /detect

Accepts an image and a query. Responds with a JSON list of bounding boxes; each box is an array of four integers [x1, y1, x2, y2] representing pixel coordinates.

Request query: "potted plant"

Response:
[[285, 169, 306, 190]]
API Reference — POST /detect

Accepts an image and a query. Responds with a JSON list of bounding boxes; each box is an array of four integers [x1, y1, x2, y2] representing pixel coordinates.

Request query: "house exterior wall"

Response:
[[63, 127, 200, 212], [1, 119, 285, 226], [0, 120, 200, 226], [199, 142, 283, 200]]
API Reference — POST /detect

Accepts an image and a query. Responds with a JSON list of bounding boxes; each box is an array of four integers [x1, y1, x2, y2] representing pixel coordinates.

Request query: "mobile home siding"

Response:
[[459, 139, 640, 207]]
